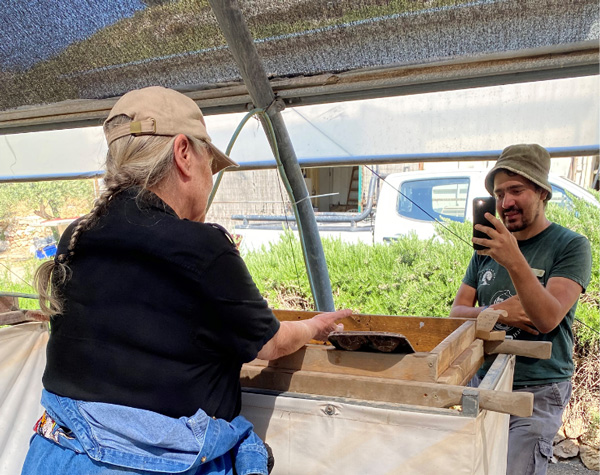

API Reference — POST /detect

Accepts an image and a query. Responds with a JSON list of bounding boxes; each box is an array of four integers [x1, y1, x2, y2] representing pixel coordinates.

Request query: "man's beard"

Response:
[[502, 206, 540, 232]]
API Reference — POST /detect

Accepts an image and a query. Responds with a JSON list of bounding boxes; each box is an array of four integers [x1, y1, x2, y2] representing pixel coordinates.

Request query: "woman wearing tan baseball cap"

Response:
[[23, 86, 351, 475]]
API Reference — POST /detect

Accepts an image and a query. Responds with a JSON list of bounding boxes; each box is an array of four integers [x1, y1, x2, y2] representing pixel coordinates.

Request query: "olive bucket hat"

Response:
[[485, 144, 552, 201], [104, 86, 238, 175]]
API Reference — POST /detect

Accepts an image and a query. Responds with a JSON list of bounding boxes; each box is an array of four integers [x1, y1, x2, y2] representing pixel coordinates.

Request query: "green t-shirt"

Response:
[[463, 222, 592, 386]]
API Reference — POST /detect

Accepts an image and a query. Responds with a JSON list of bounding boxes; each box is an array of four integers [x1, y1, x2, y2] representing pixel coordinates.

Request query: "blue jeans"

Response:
[[508, 381, 572, 475], [24, 435, 225, 475], [22, 390, 268, 475]]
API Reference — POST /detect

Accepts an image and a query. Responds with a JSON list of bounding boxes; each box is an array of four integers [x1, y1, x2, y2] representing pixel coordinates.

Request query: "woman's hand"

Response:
[[257, 309, 352, 360], [306, 309, 353, 341]]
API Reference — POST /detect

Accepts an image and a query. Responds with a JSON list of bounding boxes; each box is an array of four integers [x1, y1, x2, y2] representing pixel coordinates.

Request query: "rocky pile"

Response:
[[553, 420, 599, 471]]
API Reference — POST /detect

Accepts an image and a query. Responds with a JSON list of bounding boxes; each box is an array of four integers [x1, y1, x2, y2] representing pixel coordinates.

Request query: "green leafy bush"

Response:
[[245, 196, 599, 345], [545, 194, 600, 347], [1, 186, 597, 346], [0, 180, 95, 221]]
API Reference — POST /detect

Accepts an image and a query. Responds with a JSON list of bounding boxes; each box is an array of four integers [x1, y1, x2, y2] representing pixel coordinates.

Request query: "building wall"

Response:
[[207, 169, 288, 232], [206, 155, 598, 234]]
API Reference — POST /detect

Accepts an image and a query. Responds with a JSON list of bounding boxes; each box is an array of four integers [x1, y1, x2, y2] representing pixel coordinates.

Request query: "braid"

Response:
[[66, 173, 133, 256], [34, 260, 68, 316]]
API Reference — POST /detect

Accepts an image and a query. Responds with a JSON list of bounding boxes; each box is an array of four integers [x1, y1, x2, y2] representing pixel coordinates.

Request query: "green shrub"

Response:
[[546, 193, 600, 346], [1, 187, 597, 346], [0, 180, 95, 221], [245, 196, 599, 345], [245, 230, 470, 317]]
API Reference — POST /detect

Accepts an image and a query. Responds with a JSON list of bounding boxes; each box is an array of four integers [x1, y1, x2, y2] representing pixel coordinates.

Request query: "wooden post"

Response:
[[485, 340, 552, 359], [240, 365, 533, 417], [476, 308, 507, 340]]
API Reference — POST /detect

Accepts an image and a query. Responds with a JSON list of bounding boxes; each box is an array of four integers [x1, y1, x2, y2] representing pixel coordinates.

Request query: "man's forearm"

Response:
[[449, 305, 488, 319], [505, 255, 563, 333]]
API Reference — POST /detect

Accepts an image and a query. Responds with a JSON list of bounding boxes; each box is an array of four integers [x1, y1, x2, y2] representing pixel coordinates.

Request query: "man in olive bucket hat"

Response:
[[450, 144, 592, 475]]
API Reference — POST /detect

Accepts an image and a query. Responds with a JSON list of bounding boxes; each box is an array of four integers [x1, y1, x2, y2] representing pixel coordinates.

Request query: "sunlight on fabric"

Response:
[[0, 76, 597, 181]]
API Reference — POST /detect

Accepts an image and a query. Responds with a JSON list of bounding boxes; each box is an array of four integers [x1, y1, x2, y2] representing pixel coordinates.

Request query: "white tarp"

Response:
[[212, 76, 599, 164], [240, 358, 513, 475], [1, 76, 598, 179], [0, 322, 48, 475], [0, 321, 512, 475]]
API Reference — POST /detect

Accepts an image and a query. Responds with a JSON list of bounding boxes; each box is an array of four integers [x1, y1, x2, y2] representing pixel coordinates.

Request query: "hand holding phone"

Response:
[[472, 197, 496, 250]]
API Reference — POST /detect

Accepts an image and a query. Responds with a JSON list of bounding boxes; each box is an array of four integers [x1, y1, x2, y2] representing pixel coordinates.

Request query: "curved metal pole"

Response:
[[207, 108, 263, 211], [208, 0, 335, 311]]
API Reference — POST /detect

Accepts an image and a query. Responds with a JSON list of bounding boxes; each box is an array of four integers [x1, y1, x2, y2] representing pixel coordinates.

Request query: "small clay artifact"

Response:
[[328, 331, 415, 354]]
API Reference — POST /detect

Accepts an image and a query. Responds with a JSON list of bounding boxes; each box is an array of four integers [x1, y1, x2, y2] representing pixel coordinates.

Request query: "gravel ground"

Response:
[[547, 458, 597, 474]]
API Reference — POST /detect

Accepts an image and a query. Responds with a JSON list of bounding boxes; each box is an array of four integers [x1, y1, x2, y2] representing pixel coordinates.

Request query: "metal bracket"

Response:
[[461, 388, 480, 417]]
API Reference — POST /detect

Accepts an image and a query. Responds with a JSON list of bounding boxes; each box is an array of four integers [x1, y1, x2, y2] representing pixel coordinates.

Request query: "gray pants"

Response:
[[508, 381, 572, 475]]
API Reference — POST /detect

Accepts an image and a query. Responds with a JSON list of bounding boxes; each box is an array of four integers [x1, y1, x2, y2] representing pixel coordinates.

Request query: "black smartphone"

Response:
[[472, 197, 496, 250]]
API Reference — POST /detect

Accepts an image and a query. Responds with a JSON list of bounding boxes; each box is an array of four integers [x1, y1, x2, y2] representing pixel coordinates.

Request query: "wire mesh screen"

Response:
[[0, 0, 597, 112]]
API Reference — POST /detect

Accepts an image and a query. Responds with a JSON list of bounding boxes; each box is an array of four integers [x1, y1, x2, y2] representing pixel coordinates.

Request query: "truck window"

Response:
[[397, 178, 470, 222], [549, 184, 573, 209]]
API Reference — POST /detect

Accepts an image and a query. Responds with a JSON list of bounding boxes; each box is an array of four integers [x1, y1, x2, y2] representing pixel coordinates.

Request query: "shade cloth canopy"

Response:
[[0, 0, 597, 134]]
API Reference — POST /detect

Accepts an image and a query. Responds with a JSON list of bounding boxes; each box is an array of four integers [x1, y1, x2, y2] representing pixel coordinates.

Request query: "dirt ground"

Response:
[[547, 457, 597, 474]]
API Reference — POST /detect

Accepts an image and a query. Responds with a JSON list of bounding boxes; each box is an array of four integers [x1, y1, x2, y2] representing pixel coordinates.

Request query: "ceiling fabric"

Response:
[[0, 0, 597, 116], [1, 75, 597, 181]]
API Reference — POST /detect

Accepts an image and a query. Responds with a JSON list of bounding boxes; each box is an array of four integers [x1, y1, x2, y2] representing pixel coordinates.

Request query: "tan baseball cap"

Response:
[[104, 86, 238, 174]]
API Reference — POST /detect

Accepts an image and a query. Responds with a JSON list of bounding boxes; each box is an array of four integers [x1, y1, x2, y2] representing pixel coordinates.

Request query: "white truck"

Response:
[[232, 169, 599, 252]]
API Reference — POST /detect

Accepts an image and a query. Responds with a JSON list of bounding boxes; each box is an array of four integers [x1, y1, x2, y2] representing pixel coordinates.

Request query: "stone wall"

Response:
[[0, 215, 54, 260]]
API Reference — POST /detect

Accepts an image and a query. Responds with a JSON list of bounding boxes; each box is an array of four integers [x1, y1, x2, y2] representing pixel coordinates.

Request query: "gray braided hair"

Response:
[[34, 115, 209, 316]]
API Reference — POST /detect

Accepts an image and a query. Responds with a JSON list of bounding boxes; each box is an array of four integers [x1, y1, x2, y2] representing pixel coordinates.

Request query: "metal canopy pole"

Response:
[[208, 0, 335, 311]]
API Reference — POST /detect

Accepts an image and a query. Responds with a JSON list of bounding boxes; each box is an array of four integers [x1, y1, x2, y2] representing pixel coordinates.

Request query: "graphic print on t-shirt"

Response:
[[479, 269, 496, 286]]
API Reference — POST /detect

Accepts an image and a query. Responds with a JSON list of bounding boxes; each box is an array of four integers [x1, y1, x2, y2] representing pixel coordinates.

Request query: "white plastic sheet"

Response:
[[241, 360, 512, 475], [0, 323, 48, 475], [0, 322, 512, 475], [1, 77, 597, 180]]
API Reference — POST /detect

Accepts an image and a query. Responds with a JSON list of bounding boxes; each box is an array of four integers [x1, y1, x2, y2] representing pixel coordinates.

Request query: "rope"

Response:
[[257, 110, 314, 299], [0, 261, 34, 289], [574, 318, 600, 335]]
